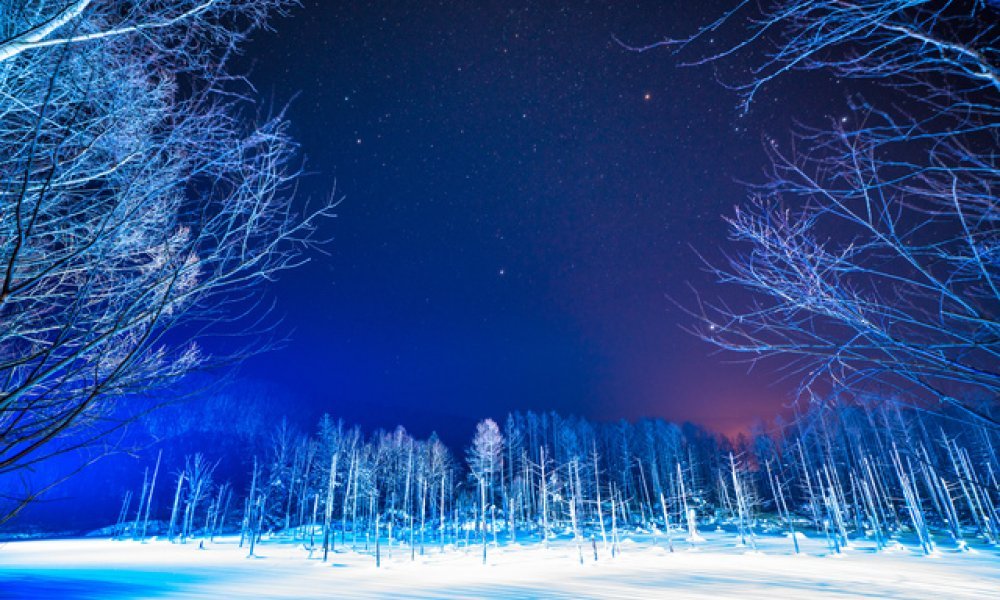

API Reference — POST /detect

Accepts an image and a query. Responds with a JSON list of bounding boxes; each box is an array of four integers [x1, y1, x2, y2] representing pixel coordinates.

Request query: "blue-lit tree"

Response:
[[468, 418, 504, 564], [625, 1, 998, 426], [0, 1, 335, 523]]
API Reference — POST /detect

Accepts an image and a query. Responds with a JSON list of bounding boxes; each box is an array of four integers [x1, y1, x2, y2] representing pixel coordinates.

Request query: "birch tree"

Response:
[[467, 418, 503, 564]]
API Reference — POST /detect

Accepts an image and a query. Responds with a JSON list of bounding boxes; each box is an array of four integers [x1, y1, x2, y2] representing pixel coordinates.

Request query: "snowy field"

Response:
[[1, 531, 997, 599]]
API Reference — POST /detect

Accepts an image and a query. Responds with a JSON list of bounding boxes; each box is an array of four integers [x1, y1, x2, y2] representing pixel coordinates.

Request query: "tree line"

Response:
[[113, 398, 999, 563]]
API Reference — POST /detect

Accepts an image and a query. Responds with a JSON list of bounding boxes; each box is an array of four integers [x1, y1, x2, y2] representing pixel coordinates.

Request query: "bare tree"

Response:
[[468, 418, 503, 564], [0, 0, 336, 523], [620, 1, 998, 425], [180, 453, 217, 543]]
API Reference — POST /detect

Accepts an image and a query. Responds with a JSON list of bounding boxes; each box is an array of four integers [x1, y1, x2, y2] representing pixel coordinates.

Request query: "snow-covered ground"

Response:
[[0, 530, 997, 599]]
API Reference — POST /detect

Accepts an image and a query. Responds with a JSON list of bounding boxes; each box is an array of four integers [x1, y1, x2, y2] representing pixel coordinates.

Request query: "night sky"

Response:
[[235, 1, 843, 442]]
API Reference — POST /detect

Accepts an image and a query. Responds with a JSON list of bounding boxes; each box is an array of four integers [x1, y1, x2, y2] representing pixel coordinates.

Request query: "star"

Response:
[[643, 92, 652, 101]]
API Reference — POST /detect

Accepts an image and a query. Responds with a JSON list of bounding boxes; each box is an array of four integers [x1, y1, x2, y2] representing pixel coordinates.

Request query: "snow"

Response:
[[0, 531, 997, 599]]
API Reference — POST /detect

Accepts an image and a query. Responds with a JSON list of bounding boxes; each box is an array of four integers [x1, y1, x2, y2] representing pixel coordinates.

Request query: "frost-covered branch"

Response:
[[0, 0, 334, 523], [634, 1, 1000, 425]]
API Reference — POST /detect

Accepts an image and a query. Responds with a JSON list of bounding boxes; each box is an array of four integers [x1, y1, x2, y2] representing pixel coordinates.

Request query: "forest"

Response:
[[104, 398, 998, 566], [0, 0, 997, 597]]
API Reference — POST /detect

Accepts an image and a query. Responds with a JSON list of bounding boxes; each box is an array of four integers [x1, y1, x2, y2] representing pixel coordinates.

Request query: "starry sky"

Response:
[[235, 0, 841, 442]]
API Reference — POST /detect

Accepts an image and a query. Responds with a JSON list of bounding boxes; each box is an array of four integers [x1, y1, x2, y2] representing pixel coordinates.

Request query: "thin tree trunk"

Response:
[[140, 450, 162, 542]]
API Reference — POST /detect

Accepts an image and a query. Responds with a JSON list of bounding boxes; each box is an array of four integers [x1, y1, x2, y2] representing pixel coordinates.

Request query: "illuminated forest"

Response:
[[1, 1, 997, 598]]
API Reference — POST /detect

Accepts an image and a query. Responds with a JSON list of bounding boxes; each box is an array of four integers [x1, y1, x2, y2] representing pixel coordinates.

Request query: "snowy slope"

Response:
[[0, 531, 997, 599]]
